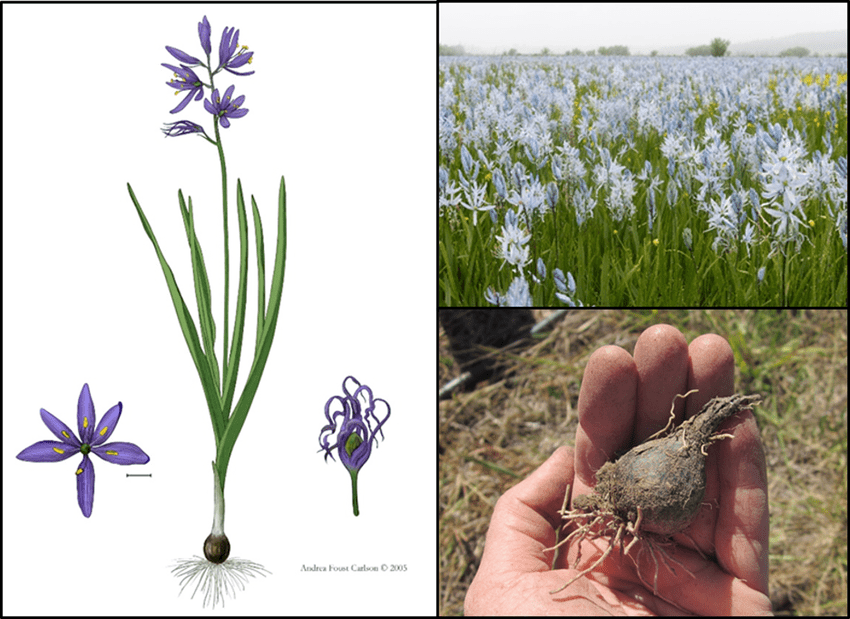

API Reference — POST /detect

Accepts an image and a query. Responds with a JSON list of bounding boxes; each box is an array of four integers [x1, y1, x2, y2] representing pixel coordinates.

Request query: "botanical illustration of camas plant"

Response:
[[439, 56, 847, 306]]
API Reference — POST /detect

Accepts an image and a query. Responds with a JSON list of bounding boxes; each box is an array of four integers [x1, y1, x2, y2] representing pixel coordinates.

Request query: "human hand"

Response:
[[464, 324, 772, 615]]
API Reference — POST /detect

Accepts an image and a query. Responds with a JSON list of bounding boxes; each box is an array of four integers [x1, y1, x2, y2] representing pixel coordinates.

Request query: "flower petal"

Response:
[[161, 62, 185, 76], [166, 45, 201, 65], [91, 403, 122, 446], [223, 66, 255, 77], [228, 51, 253, 69], [343, 376, 362, 398], [92, 442, 150, 465], [77, 384, 96, 443], [76, 456, 94, 518], [170, 91, 195, 114], [17, 440, 79, 462], [222, 84, 235, 105], [39, 408, 81, 446], [198, 16, 212, 55], [218, 26, 234, 70]]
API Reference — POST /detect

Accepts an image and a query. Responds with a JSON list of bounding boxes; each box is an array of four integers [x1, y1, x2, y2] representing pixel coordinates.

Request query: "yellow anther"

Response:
[[83, 417, 88, 428], [100, 427, 108, 436], [106, 450, 118, 456], [53, 447, 65, 454], [248, 58, 253, 64], [62, 431, 70, 438], [76, 468, 83, 475]]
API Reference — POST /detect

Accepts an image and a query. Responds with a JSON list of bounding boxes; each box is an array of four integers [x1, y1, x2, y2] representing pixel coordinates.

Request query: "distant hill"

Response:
[[640, 30, 846, 57], [730, 30, 846, 56], [448, 29, 847, 57]]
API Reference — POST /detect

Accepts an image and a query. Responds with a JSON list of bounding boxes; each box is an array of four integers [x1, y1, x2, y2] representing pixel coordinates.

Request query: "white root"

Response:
[[647, 389, 700, 442], [548, 498, 696, 599]]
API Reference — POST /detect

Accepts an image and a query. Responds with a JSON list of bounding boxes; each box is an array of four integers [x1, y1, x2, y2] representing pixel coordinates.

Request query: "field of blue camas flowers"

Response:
[[439, 56, 847, 306]]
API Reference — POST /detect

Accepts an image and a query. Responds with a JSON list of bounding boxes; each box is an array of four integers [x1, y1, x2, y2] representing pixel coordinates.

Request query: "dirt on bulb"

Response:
[[548, 392, 761, 597]]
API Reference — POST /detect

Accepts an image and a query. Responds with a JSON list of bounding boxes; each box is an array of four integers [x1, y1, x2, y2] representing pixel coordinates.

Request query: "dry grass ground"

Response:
[[439, 309, 846, 616]]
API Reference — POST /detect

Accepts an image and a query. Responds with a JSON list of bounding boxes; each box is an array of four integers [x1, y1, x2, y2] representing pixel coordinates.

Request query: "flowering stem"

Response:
[[213, 117, 231, 391], [349, 469, 360, 516], [781, 243, 788, 307], [205, 56, 231, 403]]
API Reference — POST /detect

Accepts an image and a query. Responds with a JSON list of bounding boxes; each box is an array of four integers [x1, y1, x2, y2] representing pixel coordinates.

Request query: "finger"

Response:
[[687, 333, 735, 412], [713, 408, 770, 596], [482, 446, 576, 574], [630, 540, 772, 615], [681, 334, 735, 553], [574, 345, 637, 493], [465, 447, 577, 615], [633, 324, 690, 443]]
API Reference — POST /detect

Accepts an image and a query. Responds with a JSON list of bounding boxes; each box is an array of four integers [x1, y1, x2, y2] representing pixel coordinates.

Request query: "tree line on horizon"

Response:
[[440, 37, 845, 58]]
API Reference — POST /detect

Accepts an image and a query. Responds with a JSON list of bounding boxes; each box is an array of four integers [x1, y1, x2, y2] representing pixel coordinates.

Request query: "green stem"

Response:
[[349, 469, 360, 517], [781, 243, 787, 307], [206, 55, 230, 417], [213, 118, 230, 401]]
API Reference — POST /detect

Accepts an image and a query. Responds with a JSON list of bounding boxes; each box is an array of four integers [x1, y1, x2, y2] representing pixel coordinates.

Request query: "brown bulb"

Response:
[[203, 533, 231, 563]]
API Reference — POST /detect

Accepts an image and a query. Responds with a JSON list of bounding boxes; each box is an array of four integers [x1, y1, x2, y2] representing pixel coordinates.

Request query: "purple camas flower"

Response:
[[218, 26, 254, 75], [162, 120, 209, 138], [318, 376, 391, 516], [204, 85, 248, 128], [198, 15, 212, 55], [162, 63, 206, 114], [16, 383, 149, 518]]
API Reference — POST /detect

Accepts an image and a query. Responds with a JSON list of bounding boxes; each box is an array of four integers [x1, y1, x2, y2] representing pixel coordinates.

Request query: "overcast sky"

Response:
[[441, 3, 847, 54]]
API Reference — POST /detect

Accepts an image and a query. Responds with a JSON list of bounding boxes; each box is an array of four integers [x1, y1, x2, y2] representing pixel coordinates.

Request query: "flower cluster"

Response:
[[161, 15, 253, 139], [485, 205, 583, 307], [758, 123, 812, 256]]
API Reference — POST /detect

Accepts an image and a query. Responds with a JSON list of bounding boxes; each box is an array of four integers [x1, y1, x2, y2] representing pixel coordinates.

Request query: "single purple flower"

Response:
[[204, 85, 248, 128], [162, 120, 209, 138], [218, 26, 255, 76], [198, 15, 212, 55], [162, 63, 205, 114], [318, 376, 391, 516], [17, 383, 150, 518]]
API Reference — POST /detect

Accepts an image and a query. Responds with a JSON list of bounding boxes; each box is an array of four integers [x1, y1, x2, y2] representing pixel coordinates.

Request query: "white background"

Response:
[[3, 4, 435, 615]]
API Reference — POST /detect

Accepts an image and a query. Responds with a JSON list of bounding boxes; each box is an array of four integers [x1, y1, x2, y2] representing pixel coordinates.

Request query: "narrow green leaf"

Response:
[[216, 175, 287, 491], [179, 194, 216, 346], [221, 179, 250, 421], [251, 195, 266, 351], [127, 182, 224, 441], [179, 192, 222, 401]]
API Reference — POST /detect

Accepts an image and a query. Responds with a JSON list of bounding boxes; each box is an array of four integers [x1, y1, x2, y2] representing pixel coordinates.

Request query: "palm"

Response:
[[465, 326, 771, 615]]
